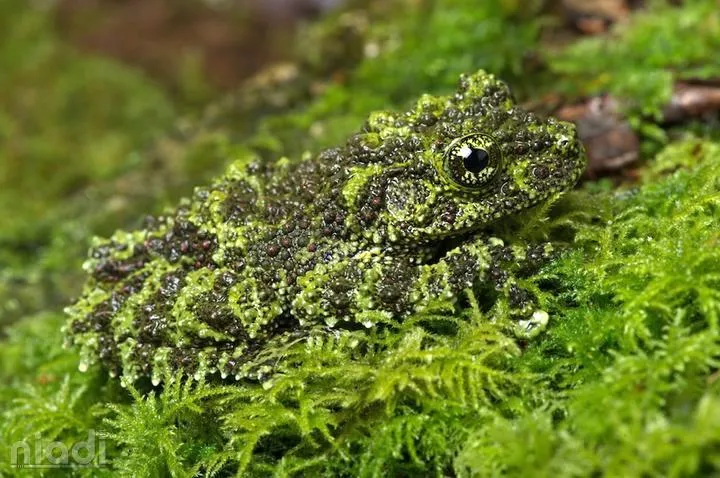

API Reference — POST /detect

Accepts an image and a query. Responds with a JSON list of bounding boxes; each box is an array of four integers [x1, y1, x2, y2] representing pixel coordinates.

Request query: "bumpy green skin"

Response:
[[64, 71, 585, 384]]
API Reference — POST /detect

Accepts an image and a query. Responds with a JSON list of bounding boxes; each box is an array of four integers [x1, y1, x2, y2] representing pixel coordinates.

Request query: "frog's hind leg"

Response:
[[290, 238, 555, 337]]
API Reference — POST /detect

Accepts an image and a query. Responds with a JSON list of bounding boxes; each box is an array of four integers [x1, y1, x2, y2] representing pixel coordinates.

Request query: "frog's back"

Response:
[[66, 146, 363, 380]]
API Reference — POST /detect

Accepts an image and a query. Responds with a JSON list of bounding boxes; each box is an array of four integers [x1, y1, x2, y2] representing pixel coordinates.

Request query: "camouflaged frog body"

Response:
[[65, 71, 585, 383]]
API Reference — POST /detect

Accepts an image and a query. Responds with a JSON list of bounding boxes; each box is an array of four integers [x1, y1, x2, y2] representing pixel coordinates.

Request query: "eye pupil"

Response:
[[442, 133, 501, 190], [461, 147, 489, 173]]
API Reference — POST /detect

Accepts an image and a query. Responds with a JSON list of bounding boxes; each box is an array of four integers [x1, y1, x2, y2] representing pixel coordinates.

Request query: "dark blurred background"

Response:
[[55, 0, 346, 98]]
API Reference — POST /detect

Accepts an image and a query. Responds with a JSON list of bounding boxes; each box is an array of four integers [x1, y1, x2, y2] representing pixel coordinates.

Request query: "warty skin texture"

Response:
[[65, 71, 586, 383]]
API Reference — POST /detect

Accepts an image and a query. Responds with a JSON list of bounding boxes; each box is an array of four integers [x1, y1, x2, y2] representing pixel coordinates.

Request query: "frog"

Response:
[[64, 70, 585, 384]]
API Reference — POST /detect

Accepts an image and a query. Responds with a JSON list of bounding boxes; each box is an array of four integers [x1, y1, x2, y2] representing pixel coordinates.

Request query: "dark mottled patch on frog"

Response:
[[319, 204, 349, 239], [508, 284, 533, 311], [170, 347, 200, 376], [90, 242, 151, 284], [151, 218, 218, 269], [259, 159, 345, 226], [166, 312, 300, 379], [440, 88, 512, 130], [520, 244, 553, 276], [191, 272, 248, 344], [73, 297, 121, 370], [91, 216, 218, 287], [70, 269, 154, 375], [246, 206, 353, 292], [133, 270, 187, 345], [222, 246, 247, 273], [445, 253, 481, 290], [122, 270, 187, 376], [345, 131, 422, 166], [355, 172, 394, 228], [222, 179, 260, 224], [323, 265, 364, 317], [374, 264, 419, 315], [438, 200, 459, 227]]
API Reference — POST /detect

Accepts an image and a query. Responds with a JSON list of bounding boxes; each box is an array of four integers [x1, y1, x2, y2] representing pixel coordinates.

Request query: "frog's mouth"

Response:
[[421, 192, 566, 265]]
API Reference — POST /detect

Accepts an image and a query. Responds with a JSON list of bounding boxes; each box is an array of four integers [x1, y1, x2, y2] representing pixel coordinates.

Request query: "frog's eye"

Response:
[[442, 133, 502, 190]]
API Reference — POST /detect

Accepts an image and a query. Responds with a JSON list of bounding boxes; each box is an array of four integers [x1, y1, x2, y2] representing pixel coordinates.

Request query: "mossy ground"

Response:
[[1, 0, 720, 476]]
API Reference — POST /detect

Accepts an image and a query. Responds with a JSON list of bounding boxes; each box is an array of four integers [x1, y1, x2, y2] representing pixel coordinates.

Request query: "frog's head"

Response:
[[345, 70, 586, 243]]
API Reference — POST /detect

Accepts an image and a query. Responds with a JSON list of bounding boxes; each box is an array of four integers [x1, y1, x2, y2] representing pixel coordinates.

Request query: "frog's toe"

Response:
[[515, 309, 549, 338]]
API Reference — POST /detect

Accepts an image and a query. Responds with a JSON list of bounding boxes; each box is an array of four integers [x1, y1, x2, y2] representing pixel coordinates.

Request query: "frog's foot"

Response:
[[404, 236, 556, 336], [494, 276, 550, 337], [486, 239, 556, 337], [516, 309, 550, 338]]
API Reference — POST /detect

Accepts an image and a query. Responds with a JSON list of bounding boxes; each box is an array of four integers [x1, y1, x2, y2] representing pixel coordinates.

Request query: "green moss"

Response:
[[0, 312, 117, 477], [2, 0, 720, 476]]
